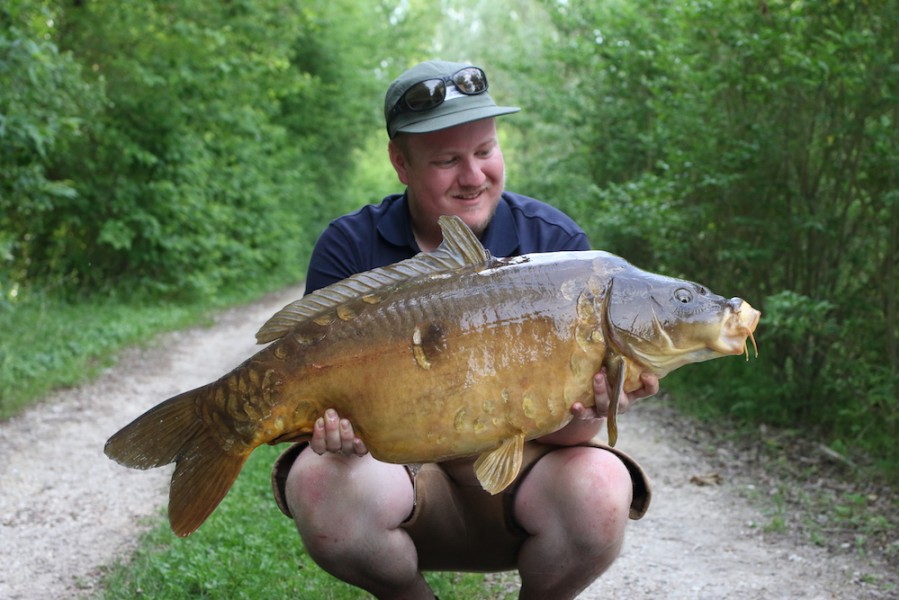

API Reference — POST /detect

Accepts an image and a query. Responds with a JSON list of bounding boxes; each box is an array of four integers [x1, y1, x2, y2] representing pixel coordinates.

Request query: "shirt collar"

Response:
[[376, 192, 520, 256], [377, 193, 420, 252]]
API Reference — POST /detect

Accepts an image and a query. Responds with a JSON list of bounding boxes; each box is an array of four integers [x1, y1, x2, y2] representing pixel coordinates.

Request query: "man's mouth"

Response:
[[454, 188, 488, 202]]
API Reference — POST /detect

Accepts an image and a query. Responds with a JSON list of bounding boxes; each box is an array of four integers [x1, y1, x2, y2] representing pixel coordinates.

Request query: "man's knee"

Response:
[[284, 449, 414, 535], [283, 450, 419, 582], [515, 446, 633, 541], [562, 447, 633, 509]]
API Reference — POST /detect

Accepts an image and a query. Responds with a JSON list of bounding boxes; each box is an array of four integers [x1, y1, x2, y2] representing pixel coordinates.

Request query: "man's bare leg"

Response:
[[285, 449, 435, 600], [514, 447, 632, 600]]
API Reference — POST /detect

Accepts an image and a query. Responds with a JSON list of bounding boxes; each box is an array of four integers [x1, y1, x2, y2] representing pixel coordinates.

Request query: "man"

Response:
[[272, 60, 659, 599]]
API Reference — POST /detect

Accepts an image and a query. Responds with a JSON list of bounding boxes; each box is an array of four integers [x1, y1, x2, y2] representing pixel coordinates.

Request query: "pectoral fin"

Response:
[[474, 434, 525, 494], [604, 352, 627, 447]]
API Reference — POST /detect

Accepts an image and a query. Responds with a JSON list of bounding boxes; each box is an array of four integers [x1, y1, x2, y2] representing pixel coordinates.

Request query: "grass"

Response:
[[1, 294, 195, 419], [0, 275, 293, 420], [96, 445, 517, 599]]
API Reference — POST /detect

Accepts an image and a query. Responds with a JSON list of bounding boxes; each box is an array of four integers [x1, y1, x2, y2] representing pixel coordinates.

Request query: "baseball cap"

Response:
[[384, 60, 520, 138]]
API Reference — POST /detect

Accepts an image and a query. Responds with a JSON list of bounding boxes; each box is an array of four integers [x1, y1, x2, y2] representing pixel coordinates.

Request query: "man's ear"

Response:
[[388, 139, 410, 185]]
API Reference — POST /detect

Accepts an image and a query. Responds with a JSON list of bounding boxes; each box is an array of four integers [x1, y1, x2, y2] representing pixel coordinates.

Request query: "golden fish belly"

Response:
[[271, 258, 608, 463]]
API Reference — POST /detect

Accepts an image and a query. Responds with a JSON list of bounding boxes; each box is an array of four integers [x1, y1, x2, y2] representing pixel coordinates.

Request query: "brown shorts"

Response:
[[271, 440, 651, 572]]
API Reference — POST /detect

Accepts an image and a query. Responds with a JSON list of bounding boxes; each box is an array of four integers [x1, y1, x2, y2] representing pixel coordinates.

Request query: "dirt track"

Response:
[[0, 285, 895, 599]]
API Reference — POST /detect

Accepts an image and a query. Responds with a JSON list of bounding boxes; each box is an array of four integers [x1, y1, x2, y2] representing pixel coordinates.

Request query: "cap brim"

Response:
[[395, 105, 520, 136], [389, 92, 520, 138]]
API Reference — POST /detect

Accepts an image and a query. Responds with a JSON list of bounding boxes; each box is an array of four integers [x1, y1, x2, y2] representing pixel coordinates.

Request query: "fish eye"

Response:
[[674, 288, 693, 303]]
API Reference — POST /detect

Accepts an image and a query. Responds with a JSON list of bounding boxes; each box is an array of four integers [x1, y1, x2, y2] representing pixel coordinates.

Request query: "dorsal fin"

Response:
[[436, 214, 490, 265], [256, 215, 491, 343]]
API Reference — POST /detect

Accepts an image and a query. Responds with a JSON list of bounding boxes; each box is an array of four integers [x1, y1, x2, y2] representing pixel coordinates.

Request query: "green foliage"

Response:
[[98, 445, 514, 599], [0, 0, 412, 301], [1, 5, 515, 592], [0, 0, 436, 414], [56, 1, 312, 297], [503, 0, 899, 475], [3, 0, 898, 592], [0, 2, 96, 298]]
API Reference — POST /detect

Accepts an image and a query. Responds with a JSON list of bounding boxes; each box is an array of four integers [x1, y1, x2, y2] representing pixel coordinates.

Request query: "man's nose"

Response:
[[457, 158, 486, 187]]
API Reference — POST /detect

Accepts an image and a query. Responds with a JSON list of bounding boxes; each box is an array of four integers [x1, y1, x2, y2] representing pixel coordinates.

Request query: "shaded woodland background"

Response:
[[2, 0, 896, 476]]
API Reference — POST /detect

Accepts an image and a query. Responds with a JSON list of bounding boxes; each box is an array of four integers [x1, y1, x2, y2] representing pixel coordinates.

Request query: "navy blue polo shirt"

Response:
[[304, 191, 589, 294]]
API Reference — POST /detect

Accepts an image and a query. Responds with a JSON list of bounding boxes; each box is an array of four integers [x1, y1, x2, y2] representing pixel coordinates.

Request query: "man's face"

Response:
[[390, 118, 505, 239]]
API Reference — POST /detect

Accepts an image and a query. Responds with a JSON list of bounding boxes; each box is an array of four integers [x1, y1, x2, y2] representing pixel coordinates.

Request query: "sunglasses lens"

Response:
[[453, 67, 487, 95], [392, 67, 489, 122], [403, 79, 446, 112]]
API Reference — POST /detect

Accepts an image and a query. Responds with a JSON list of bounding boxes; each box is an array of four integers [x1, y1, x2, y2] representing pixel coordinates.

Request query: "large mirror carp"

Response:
[[105, 216, 760, 537]]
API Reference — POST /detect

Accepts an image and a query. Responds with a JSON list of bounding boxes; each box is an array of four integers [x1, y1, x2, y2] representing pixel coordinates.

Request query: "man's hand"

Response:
[[541, 369, 659, 446], [580, 369, 660, 420], [309, 408, 369, 456]]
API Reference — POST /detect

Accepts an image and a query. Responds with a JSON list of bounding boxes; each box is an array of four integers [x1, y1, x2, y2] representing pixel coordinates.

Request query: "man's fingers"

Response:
[[638, 373, 660, 398], [311, 408, 367, 456], [338, 417, 358, 453], [310, 416, 327, 454], [323, 409, 344, 451], [570, 401, 599, 420]]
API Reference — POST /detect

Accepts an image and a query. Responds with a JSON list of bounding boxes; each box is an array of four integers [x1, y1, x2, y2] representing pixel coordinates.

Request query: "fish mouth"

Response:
[[628, 297, 761, 376], [715, 299, 761, 359]]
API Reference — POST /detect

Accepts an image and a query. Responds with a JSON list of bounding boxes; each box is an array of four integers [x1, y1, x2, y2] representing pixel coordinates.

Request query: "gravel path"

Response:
[[584, 406, 895, 599], [0, 285, 894, 599]]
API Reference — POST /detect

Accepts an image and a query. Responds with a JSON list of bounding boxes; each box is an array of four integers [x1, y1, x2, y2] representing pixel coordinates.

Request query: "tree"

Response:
[[506, 0, 898, 468]]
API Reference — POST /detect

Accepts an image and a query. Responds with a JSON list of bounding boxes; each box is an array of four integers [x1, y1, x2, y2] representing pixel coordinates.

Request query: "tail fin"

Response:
[[104, 387, 248, 537]]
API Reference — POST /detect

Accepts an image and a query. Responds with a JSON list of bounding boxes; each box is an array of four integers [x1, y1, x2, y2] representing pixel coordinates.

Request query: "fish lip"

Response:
[[715, 300, 761, 356]]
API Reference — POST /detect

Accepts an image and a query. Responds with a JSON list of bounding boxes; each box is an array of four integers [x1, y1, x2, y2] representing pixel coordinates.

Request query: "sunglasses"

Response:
[[388, 67, 489, 122]]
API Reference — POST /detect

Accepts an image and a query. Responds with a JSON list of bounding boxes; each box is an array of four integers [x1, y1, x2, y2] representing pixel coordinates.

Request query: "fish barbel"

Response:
[[105, 216, 760, 537]]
